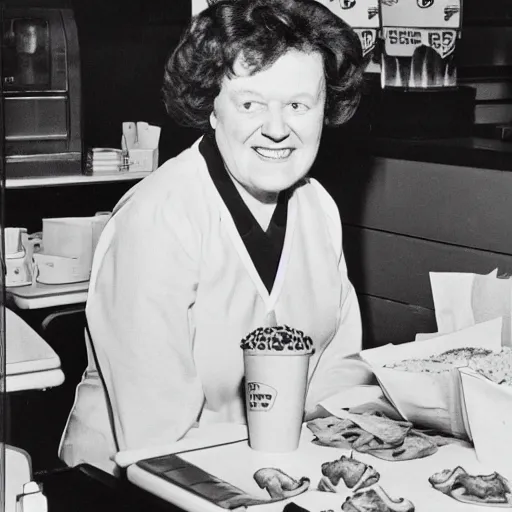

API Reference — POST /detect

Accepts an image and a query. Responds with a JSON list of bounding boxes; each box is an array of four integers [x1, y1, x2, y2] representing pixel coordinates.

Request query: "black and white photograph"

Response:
[[1, 0, 511, 511]]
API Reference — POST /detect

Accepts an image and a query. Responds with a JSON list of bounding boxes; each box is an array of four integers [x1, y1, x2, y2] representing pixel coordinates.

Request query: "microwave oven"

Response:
[[1, 6, 82, 178]]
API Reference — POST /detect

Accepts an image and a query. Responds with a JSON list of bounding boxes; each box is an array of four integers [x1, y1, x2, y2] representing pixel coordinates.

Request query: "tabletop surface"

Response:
[[6, 308, 64, 392], [127, 424, 498, 512], [6, 280, 89, 310]]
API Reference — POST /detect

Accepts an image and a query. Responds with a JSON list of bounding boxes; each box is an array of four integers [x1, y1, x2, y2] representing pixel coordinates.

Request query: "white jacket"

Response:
[[59, 138, 371, 475]]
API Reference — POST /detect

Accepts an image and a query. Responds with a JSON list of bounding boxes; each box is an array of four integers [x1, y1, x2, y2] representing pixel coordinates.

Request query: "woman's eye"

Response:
[[289, 102, 308, 112], [240, 102, 263, 112]]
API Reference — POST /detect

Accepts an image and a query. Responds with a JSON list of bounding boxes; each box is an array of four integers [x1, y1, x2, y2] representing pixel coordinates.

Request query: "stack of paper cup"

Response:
[[240, 325, 314, 452]]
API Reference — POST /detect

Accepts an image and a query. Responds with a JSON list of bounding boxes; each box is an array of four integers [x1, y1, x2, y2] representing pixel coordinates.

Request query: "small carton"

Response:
[[380, 0, 463, 88], [38, 213, 111, 283], [122, 122, 161, 173]]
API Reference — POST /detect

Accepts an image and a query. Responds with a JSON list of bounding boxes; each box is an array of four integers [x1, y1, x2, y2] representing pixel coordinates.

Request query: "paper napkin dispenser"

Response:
[[33, 213, 111, 284]]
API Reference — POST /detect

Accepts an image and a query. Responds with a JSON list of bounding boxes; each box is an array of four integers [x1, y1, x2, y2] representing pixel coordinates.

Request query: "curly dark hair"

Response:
[[162, 0, 365, 131]]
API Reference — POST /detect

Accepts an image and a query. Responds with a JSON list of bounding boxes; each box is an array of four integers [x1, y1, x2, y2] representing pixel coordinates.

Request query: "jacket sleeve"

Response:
[[305, 180, 375, 412], [85, 194, 204, 453]]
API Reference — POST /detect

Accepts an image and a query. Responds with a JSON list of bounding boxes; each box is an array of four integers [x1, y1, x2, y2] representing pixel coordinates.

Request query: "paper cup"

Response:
[[244, 352, 310, 452]]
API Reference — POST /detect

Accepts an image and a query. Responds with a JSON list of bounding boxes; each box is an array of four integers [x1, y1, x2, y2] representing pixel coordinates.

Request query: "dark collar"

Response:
[[199, 133, 288, 236]]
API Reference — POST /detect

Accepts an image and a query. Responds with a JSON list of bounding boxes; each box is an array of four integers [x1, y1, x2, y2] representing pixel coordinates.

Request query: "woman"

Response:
[[60, 0, 373, 475]]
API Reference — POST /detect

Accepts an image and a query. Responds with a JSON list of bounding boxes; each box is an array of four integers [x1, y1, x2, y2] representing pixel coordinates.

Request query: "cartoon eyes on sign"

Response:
[[417, 0, 434, 8], [339, 0, 356, 9], [444, 5, 460, 21], [367, 7, 379, 19]]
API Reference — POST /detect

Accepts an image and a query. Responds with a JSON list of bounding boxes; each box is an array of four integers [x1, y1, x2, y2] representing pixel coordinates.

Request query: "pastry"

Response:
[[253, 468, 310, 499], [319, 455, 380, 493], [429, 466, 512, 507], [341, 485, 415, 512]]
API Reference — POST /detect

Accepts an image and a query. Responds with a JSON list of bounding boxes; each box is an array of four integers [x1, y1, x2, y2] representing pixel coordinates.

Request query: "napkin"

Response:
[[429, 269, 511, 346]]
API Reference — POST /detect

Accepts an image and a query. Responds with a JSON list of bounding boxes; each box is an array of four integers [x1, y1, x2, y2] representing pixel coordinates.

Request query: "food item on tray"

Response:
[[308, 412, 413, 450], [357, 430, 438, 461], [341, 485, 415, 512], [240, 325, 314, 354], [319, 455, 380, 493], [385, 347, 512, 386], [429, 466, 512, 506], [253, 468, 310, 499], [307, 413, 464, 461]]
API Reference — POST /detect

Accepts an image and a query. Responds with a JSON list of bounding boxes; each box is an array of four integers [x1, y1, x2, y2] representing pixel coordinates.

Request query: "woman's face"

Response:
[[210, 49, 326, 202]]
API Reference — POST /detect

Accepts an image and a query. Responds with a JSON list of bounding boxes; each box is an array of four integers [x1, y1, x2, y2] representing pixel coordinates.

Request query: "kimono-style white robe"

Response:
[[59, 137, 372, 475]]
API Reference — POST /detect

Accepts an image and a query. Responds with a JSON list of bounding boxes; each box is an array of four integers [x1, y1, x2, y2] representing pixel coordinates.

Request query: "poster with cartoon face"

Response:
[[316, 0, 380, 29], [380, 0, 463, 87], [316, 0, 380, 57], [380, 0, 462, 29], [191, 0, 380, 58]]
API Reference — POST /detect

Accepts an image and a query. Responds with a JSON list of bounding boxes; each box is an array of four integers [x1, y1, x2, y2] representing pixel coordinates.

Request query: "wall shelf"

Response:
[[6, 171, 152, 189]]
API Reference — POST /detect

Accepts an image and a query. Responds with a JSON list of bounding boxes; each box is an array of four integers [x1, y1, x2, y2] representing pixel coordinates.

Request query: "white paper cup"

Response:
[[243, 352, 310, 452]]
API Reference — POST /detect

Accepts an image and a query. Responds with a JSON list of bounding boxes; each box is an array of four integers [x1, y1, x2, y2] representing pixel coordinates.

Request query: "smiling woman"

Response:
[[59, 0, 373, 477]]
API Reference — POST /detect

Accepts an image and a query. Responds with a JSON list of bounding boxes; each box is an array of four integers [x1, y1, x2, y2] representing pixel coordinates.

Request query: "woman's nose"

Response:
[[261, 107, 290, 142]]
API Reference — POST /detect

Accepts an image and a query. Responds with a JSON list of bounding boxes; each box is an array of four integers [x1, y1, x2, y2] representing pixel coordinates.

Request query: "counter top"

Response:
[[360, 136, 512, 172], [318, 130, 512, 172]]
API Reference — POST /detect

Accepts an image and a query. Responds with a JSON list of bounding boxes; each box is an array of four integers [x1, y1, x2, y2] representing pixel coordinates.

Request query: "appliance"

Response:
[[1, 5, 82, 178], [5, 227, 35, 287]]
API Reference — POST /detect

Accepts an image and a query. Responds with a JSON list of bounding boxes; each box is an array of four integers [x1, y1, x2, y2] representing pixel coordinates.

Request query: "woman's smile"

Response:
[[252, 147, 295, 160]]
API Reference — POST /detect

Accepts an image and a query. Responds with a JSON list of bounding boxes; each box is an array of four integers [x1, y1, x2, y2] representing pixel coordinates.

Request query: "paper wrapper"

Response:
[[360, 317, 504, 440], [459, 368, 512, 480]]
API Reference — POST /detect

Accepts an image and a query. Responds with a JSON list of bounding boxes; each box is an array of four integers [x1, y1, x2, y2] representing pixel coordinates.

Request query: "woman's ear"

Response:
[[209, 111, 217, 130]]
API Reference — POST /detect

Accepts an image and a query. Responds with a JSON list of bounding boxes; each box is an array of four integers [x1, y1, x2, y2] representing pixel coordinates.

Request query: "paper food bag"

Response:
[[361, 318, 503, 439], [459, 368, 512, 481], [428, 270, 512, 478]]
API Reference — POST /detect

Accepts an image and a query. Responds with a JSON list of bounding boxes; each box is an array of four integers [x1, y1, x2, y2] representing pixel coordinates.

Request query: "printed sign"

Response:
[[380, 0, 462, 29], [315, 0, 380, 28], [383, 28, 457, 58], [354, 28, 378, 56], [191, 0, 214, 15], [246, 382, 277, 412]]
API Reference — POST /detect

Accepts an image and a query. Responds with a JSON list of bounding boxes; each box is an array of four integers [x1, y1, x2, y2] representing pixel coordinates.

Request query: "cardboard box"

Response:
[[128, 148, 158, 173]]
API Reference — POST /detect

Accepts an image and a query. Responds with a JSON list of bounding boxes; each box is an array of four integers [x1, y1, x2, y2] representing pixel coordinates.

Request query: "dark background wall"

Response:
[[6, 0, 512, 165]]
